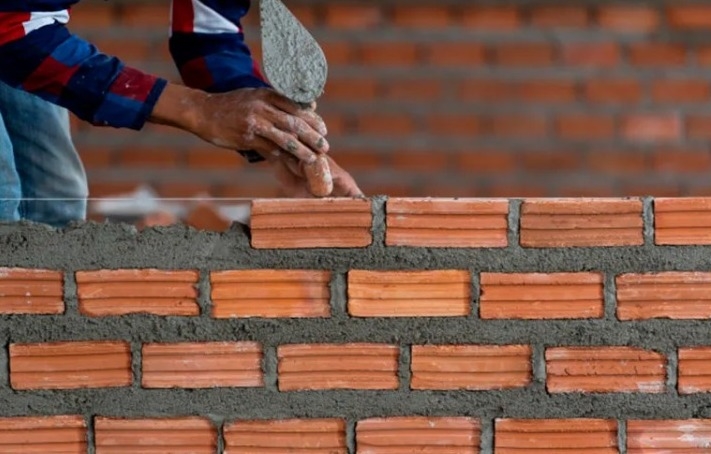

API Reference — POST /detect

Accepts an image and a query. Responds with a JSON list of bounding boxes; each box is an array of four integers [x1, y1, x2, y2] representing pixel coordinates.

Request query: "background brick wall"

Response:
[[68, 1, 711, 199]]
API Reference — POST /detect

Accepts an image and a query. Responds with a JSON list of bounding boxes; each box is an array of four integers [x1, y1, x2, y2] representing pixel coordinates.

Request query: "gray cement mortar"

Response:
[[2, 196, 711, 447]]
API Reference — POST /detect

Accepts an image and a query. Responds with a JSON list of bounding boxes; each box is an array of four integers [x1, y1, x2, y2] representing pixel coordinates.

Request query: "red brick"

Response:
[[586, 150, 648, 174], [622, 183, 683, 197], [75, 269, 199, 317], [461, 6, 521, 29], [679, 348, 711, 394], [216, 182, 281, 199], [92, 36, 152, 62], [357, 417, 480, 452], [390, 150, 449, 172], [622, 114, 682, 142], [78, 147, 113, 169], [597, 6, 660, 32], [531, 6, 589, 27], [481, 273, 604, 319], [617, 272, 711, 320], [491, 114, 548, 138], [457, 150, 518, 173], [226, 419, 346, 453], [496, 419, 618, 451], [458, 79, 510, 101], [426, 113, 482, 136], [361, 42, 418, 66], [155, 182, 212, 198], [488, 183, 548, 198], [654, 197, 711, 245], [546, 347, 666, 393], [382, 79, 443, 101], [69, 2, 115, 28], [95, 417, 216, 453], [10, 341, 131, 390], [88, 181, 143, 198], [494, 43, 555, 66], [348, 270, 470, 316], [358, 113, 415, 136], [0, 268, 63, 315], [520, 198, 644, 247], [424, 42, 486, 66], [321, 112, 348, 135], [184, 202, 232, 232], [210, 270, 331, 318], [0, 416, 86, 453], [688, 115, 711, 139], [324, 77, 378, 101], [186, 147, 245, 169], [411, 345, 531, 390], [517, 79, 577, 103], [562, 42, 620, 67], [652, 79, 710, 102], [556, 114, 615, 139], [651, 149, 711, 172], [324, 4, 382, 29], [385, 198, 509, 248], [520, 150, 581, 171], [329, 149, 384, 171], [277, 344, 399, 391], [392, 5, 452, 28], [285, 5, 318, 28], [627, 419, 711, 451], [118, 3, 170, 27], [696, 46, 711, 66], [629, 43, 687, 66], [117, 147, 183, 168], [668, 6, 711, 29], [250, 198, 373, 249], [585, 79, 642, 104], [321, 41, 356, 66], [142, 342, 262, 388]]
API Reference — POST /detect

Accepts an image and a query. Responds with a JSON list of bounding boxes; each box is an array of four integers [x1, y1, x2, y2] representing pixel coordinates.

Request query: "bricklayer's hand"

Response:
[[266, 151, 364, 198], [150, 83, 329, 164]]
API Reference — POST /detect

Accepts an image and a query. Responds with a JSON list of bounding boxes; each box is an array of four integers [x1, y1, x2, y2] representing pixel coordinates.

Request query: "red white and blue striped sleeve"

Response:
[[0, 2, 167, 130]]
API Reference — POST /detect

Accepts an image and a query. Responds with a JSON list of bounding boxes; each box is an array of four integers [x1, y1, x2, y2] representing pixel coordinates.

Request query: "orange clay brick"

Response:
[[0, 268, 63, 315], [678, 348, 711, 394], [546, 347, 666, 393], [277, 344, 399, 391], [225, 419, 346, 453], [385, 198, 508, 247], [461, 6, 521, 29], [622, 113, 682, 142], [94, 417, 216, 454], [654, 197, 711, 245], [250, 198, 373, 249], [531, 5, 589, 27], [668, 5, 711, 29], [9, 341, 131, 390], [495, 419, 618, 452], [520, 198, 644, 247], [597, 6, 660, 32], [617, 272, 711, 320], [627, 419, 711, 452], [411, 345, 532, 390], [324, 4, 382, 29], [141, 342, 263, 389], [348, 270, 470, 317], [480, 272, 604, 319], [0, 415, 86, 454], [210, 270, 331, 318], [357, 417, 480, 453], [75, 269, 199, 317]]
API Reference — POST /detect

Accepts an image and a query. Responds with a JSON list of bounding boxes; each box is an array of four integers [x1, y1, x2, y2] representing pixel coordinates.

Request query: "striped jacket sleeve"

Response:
[[0, 3, 167, 130]]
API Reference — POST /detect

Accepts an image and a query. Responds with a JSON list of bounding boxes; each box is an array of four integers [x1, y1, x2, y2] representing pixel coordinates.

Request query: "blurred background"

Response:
[[68, 1, 711, 204]]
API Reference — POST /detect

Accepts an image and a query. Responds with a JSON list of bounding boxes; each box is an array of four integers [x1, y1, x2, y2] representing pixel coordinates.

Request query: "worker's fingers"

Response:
[[255, 123, 318, 163], [270, 109, 330, 155], [266, 91, 328, 136]]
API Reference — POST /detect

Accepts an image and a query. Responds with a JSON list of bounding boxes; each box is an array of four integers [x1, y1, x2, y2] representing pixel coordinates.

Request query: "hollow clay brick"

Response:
[[95, 417, 216, 454], [210, 270, 331, 318], [654, 197, 711, 245], [546, 347, 666, 393], [627, 419, 711, 451], [411, 345, 532, 390], [520, 198, 644, 247], [385, 198, 509, 247], [225, 419, 346, 452], [617, 272, 711, 319], [0, 267, 63, 315], [184, 202, 233, 232], [10, 341, 131, 390], [142, 342, 263, 388], [0, 415, 86, 454], [356, 417, 480, 453], [495, 419, 618, 452], [348, 270, 470, 317], [250, 198, 373, 248], [75, 269, 200, 316], [678, 348, 711, 394], [277, 344, 399, 391], [480, 272, 604, 319]]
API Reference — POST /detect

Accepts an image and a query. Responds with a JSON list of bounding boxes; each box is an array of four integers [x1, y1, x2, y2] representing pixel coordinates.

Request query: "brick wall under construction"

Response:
[[66, 1, 711, 199], [3, 196, 711, 452]]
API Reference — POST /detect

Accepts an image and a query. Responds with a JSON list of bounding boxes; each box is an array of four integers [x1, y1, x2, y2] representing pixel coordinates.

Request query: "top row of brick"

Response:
[[249, 197, 710, 249]]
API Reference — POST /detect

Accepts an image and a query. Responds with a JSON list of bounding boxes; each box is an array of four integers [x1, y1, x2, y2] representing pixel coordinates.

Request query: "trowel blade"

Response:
[[259, 0, 327, 104]]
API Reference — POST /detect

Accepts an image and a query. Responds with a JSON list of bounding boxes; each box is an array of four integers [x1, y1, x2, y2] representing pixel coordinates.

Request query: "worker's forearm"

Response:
[[149, 82, 208, 134]]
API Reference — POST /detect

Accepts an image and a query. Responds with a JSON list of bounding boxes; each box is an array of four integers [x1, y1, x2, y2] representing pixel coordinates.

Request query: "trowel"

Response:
[[258, 0, 333, 196]]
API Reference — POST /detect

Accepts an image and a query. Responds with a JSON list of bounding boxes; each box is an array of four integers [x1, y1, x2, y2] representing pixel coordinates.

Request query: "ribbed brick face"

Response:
[[225, 419, 347, 453], [94, 417, 217, 454], [495, 419, 618, 452], [0, 416, 86, 453], [654, 198, 711, 245], [0, 268, 63, 314], [679, 348, 711, 394], [357, 417, 480, 453], [627, 419, 711, 452], [617, 272, 711, 320]]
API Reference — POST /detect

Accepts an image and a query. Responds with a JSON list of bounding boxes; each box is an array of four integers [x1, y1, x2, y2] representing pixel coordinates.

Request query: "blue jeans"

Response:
[[0, 82, 88, 227]]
